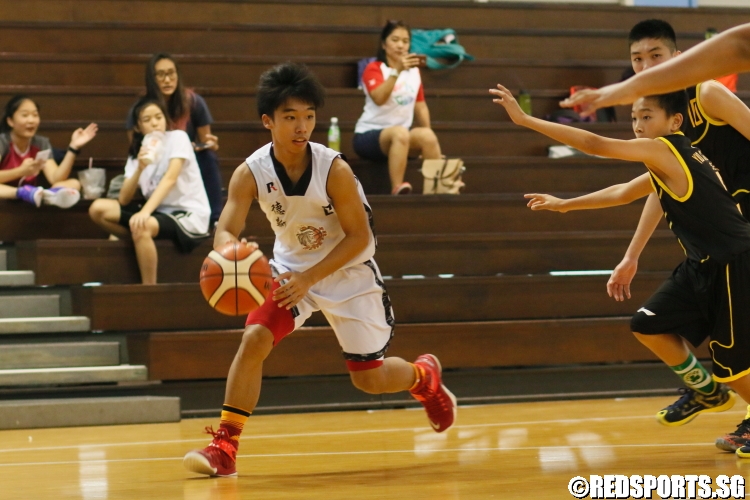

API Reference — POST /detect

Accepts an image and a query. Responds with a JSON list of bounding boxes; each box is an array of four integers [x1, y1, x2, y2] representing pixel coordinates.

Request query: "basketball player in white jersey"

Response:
[[183, 63, 457, 477]]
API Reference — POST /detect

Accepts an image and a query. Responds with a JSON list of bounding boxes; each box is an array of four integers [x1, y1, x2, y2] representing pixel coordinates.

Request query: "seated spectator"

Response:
[[90, 98, 211, 285], [0, 95, 97, 208], [353, 20, 443, 195], [126, 53, 223, 225]]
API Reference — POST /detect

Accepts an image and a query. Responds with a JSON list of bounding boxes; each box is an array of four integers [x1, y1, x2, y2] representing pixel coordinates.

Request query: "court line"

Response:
[[0, 442, 726, 468], [0, 409, 742, 455]]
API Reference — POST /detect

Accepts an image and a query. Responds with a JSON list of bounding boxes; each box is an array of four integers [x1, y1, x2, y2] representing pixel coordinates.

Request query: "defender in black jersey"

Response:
[[492, 85, 750, 457]]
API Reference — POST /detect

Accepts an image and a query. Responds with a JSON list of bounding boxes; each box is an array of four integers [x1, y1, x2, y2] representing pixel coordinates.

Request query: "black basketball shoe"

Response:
[[656, 385, 735, 426]]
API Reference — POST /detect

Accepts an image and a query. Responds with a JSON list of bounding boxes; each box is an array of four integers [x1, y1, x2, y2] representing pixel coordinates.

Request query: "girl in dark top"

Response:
[[0, 95, 97, 208], [126, 53, 223, 224]]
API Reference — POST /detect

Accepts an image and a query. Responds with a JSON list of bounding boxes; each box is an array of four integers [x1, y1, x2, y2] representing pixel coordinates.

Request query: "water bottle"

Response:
[[328, 117, 340, 152], [518, 90, 532, 116]]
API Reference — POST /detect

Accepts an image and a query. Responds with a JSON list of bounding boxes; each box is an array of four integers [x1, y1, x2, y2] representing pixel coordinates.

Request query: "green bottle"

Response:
[[518, 90, 532, 116], [328, 117, 340, 152]]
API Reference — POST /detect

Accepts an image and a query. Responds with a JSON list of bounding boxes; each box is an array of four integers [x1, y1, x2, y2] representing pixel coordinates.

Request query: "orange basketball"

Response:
[[200, 242, 273, 316]]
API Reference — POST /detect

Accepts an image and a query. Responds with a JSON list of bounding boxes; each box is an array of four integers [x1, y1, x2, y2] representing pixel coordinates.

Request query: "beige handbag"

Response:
[[421, 158, 465, 194]]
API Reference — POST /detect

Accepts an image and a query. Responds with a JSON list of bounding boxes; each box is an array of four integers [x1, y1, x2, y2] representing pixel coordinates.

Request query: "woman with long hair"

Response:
[[125, 53, 223, 224], [94, 98, 210, 284], [0, 95, 96, 207], [353, 20, 443, 194]]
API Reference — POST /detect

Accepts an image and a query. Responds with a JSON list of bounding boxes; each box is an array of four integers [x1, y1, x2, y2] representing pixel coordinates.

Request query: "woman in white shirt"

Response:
[[353, 20, 443, 195], [89, 98, 211, 284]]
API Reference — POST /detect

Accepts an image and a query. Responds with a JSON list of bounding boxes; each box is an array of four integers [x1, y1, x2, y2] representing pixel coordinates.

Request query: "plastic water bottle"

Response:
[[328, 117, 340, 152], [518, 90, 532, 116]]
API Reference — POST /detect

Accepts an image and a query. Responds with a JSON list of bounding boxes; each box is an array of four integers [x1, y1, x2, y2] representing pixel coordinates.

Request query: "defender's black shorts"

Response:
[[632, 252, 750, 382]]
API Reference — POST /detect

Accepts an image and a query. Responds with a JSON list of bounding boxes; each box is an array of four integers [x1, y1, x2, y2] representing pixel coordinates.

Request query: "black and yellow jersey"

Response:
[[648, 133, 750, 264], [684, 83, 750, 211]]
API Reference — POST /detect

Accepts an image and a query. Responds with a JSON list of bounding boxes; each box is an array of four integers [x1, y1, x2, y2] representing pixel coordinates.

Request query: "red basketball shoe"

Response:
[[183, 426, 238, 477], [411, 354, 457, 433]]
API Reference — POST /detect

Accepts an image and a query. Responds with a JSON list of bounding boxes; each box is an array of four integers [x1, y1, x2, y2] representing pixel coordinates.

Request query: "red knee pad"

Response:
[[346, 359, 384, 371], [246, 280, 295, 345]]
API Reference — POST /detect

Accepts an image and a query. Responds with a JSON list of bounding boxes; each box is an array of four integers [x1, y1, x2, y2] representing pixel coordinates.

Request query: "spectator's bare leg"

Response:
[[132, 217, 160, 285], [0, 185, 18, 200], [409, 127, 442, 159], [89, 198, 130, 238], [52, 178, 81, 191], [378, 126, 410, 189]]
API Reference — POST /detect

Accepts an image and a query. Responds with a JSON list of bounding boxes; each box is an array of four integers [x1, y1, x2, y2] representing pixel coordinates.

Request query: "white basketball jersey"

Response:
[[246, 142, 376, 273]]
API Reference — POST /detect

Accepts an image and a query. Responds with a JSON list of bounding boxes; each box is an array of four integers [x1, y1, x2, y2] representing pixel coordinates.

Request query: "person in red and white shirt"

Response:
[[353, 20, 443, 195]]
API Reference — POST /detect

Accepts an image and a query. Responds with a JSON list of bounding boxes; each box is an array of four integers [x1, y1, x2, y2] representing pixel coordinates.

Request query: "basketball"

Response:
[[200, 242, 274, 316]]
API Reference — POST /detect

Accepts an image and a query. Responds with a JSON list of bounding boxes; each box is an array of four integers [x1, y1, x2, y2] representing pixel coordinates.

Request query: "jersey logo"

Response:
[[267, 182, 278, 193], [322, 204, 334, 216], [687, 98, 704, 128], [296, 225, 327, 250]]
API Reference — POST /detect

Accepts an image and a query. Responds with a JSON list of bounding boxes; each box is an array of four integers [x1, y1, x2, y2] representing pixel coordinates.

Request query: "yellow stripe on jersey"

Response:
[[651, 137, 694, 202]]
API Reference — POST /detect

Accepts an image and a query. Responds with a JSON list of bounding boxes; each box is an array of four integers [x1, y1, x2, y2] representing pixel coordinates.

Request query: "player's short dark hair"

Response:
[[645, 90, 688, 118], [628, 19, 677, 52], [128, 97, 170, 158], [256, 63, 325, 118]]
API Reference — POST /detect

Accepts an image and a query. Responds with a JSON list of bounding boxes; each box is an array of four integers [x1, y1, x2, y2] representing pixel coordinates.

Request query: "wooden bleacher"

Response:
[[1, 0, 745, 407]]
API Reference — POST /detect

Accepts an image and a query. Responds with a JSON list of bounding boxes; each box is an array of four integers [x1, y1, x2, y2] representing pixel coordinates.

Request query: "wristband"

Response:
[[68, 146, 81, 155], [389, 68, 399, 78]]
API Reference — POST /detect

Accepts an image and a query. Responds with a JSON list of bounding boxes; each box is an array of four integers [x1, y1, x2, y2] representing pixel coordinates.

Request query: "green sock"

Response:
[[670, 353, 716, 395]]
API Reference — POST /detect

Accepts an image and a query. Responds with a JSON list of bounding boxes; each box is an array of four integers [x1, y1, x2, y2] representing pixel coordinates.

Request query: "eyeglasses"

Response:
[[155, 69, 177, 81]]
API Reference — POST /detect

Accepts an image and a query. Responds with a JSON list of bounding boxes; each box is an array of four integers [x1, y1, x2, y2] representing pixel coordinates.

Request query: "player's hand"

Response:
[[70, 123, 98, 149], [239, 237, 259, 253], [607, 257, 638, 301], [560, 82, 631, 117], [273, 271, 313, 310], [129, 210, 151, 236], [524, 193, 568, 212], [489, 84, 529, 125]]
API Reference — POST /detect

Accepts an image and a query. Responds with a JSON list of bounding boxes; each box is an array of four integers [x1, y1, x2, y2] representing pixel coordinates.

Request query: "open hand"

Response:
[[607, 257, 637, 301], [524, 193, 568, 212], [273, 271, 313, 310], [70, 123, 98, 150], [560, 82, 631, 117], [489, 84, 528, 125]]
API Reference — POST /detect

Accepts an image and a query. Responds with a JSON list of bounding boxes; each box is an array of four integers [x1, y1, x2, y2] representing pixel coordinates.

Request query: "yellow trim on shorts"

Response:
[[709, 264, 739, 381], [651, 136, 694, 202]]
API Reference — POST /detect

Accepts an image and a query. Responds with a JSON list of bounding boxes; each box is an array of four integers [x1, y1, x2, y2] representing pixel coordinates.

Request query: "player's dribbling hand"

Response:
[[273, 271, 313, 310], [489, 85, 529, 125], [524, 193, 568, 212], [607, 257, 637, 302]]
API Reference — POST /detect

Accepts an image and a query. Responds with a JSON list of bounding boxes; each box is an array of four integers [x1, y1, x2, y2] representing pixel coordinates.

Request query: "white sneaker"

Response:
[[42, 187, 80, 209]]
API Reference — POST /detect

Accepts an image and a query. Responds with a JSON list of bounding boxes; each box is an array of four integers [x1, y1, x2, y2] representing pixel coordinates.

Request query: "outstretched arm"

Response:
[[525, 173, 653, 213], [607, 192, 663, 302], [490, 85, 657, 163], [560, 23, 750, 113]]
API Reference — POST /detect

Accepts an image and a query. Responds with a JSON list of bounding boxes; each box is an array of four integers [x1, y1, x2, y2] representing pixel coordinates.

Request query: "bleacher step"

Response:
[[0, 396, 179, 429], [0, 295, 59, 318], [0, 316, 90, 335], [0, 249, 6, 271], [0, 271, 34, 286], [0, 342, 120, 369], [0, 364, 147, 386]]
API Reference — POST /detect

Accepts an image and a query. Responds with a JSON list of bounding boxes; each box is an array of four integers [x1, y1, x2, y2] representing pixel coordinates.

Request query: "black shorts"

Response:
[[632, 253, 750, 382], [353, 129, 388, 162], [118, 202, 209, 253]]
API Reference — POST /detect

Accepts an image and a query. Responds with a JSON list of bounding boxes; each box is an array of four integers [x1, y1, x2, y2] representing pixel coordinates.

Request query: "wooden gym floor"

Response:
[[0, 396, 748, 500]]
